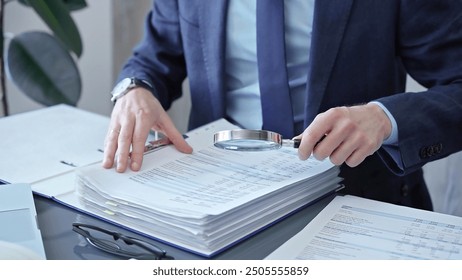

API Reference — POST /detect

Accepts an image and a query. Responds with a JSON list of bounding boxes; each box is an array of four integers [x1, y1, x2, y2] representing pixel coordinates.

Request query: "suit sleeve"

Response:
[[376, 0, 462, 175], [116, 0, 187, 110]]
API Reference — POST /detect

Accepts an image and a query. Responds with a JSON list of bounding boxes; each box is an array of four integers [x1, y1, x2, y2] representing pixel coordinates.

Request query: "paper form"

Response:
[[265, 195, 462, 260]]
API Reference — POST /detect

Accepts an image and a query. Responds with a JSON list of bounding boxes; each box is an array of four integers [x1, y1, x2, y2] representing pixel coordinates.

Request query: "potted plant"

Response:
[[0, 0, 87, 116]]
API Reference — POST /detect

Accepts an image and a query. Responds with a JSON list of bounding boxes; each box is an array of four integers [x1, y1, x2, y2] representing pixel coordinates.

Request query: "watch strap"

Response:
[[132, 78, 153, 93], [111, 77, 153, 102]]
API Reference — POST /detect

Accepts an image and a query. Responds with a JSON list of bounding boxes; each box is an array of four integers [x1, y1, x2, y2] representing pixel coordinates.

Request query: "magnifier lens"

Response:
[[214, 139, 281, 151], [213, 129, 286, 151], [213, 129, 302, 151]]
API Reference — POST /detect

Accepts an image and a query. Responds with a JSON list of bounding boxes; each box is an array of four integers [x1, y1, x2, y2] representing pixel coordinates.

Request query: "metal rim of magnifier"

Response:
[[213, 129, 300, 151]]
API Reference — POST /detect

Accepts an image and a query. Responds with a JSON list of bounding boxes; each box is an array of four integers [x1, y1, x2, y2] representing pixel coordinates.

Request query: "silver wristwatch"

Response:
[[110, 77, 153, 102]]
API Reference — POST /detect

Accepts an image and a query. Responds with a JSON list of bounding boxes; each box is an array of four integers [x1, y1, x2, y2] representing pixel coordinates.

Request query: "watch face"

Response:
[[112, 78, 132, 97]]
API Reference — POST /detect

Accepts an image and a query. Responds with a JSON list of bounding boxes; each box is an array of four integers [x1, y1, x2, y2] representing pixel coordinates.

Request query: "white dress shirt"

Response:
[[224, 0, 399, 159]]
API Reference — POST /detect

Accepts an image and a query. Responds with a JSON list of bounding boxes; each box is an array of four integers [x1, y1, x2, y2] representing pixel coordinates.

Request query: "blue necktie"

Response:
[[257, 0, 294, 138]]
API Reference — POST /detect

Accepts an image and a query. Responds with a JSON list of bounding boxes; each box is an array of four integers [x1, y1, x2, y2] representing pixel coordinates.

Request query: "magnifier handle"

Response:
[[281, 138, 301, 148]]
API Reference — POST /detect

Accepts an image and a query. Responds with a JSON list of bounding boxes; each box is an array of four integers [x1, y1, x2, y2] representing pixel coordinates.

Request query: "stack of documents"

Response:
[[75, 119, 342, 257]]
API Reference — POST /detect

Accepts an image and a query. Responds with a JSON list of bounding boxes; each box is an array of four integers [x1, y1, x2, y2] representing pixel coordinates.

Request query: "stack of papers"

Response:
[[75, 119, 342, 257]]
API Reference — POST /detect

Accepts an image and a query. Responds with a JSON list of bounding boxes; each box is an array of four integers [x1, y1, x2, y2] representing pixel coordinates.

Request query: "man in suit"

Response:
[[103, 0, 462, 210]]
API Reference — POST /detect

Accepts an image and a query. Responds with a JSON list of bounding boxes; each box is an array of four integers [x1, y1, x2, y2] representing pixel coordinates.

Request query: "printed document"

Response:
[[266, 195, 462, 259]]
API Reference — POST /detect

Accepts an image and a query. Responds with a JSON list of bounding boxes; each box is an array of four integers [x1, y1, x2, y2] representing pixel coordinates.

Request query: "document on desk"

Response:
[[266, 195, 462, 260], [75, 118, 342, 257], [0, 104, 108, 192]]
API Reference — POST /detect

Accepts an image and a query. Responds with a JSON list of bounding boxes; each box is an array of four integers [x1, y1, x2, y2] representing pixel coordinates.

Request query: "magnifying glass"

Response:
[[213, 129, 300, 151]]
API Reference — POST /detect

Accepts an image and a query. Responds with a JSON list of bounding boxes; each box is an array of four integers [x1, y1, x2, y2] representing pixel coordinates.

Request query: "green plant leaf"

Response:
[[17, 0, 31, 6], [62, 0, 88, 11], [6, 31, 81, 106], [19, 0, 88, 12], [22, 0, 83, 57]]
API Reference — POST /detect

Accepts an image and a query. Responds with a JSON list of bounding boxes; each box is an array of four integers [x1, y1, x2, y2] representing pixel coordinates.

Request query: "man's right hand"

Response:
[[102, 88, 193, 173]]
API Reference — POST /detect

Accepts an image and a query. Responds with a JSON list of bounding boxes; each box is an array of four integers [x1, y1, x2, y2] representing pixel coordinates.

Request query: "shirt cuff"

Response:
[[380, 145, 405, 171], [369, 101, 398, 145], [370, 101, 404, 172]]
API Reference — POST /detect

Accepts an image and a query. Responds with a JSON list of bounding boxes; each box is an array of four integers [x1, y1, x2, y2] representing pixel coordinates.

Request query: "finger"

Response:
[[344, 146, 371, 167], [102, 126, 121, 169], [157, 114, 193, 154], [298, 117, 333, 161], [330, 129, 379, 167], [344, 136, 379, 167], [309, 108, 359, 161], [298, 131, 327, 161], [312, 121, 352, 161], [312, 132, 345, 161], [328, 136, 360, 166], [129, 116, 151, 171], [116, 118, 135, 173]]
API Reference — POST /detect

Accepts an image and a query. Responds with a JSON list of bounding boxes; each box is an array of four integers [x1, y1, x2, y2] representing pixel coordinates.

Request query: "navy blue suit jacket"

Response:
[[119, 0, 462, 210]]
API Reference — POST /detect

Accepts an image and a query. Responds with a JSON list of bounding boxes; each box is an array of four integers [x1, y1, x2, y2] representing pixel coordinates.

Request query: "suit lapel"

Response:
[[304, 0, 354, 126], [197, 0, 228, 119]]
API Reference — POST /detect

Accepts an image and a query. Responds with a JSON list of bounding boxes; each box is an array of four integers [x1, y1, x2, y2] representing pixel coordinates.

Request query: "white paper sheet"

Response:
[[0, 105, 108, 185], [266, 195, 462, 260]]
